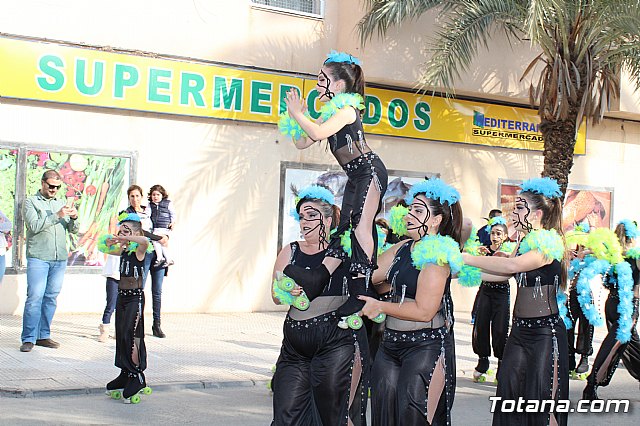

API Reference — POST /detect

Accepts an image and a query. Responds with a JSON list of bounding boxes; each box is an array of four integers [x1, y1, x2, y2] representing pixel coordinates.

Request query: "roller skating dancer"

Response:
[[100, 213, 153, 404], [565, 222, 595, 380], [278, 50, 388, 330], [359, 178, 462, 425], [471, 217, 514, 383], [271, 185, 369, 425], [583, 220, 640, 400], [463, 178, 569, 426]]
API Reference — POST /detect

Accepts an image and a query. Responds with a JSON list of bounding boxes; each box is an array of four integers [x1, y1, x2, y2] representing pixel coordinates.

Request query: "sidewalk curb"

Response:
[[0, 379, 270, 398]]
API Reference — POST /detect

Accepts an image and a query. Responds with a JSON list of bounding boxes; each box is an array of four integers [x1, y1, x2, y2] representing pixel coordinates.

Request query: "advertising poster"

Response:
[[279, 162, 432, 248]]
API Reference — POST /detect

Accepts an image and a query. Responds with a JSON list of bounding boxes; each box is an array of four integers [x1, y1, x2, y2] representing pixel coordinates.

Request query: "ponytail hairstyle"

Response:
[[323, 51, 365, 98], [615, 219, 639, 252], [520, 177, 567, 289], [426, 199, 463, 245]]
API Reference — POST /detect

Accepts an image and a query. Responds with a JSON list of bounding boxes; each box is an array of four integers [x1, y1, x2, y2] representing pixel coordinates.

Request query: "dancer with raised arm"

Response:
[[278, 51, 388, 330]]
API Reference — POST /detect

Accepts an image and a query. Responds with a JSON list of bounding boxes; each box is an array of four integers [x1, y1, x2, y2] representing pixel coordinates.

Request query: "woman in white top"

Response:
[[0, 208, 12, 284]]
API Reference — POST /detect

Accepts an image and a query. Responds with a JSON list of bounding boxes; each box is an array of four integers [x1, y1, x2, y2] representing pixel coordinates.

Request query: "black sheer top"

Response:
[[328, 112, 372, 166], [513, 259, 562, 318], [119, 250, 145, 289], [385, 240, 452, 330]]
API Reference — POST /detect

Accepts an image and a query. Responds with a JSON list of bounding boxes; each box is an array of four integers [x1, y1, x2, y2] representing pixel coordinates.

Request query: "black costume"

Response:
[[370, 240, 456, 426], [272, 242, 369, 425], [585, 256, 640, 396], [108, 249, 148, 399], [566, 278, 594, 373], [285, 112, 388, 321], [471, 246, 510, 376], [493, 259, 568, 426]]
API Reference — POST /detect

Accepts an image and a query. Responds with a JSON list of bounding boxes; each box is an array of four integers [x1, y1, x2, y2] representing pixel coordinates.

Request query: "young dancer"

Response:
[[271, 185, 368, 425], [463, 177, 569, 426], [100, 213, 152, 404], [583, 220, 640, 399], [359, 178, 462, 425], [565, 222, 594, 379], [471, 217, 514, 383], [278, 50, 388, 329]]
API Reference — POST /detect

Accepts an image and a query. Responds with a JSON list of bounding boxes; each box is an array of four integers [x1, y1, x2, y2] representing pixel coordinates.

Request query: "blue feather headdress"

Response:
[[519, 177, 562, 199], [574, 221, 590, 233], [290, 185, 335, 221], [619, 219, 639, 239], [118, 212, 141, 224], [488, 216, 507, 227], [325, 50, 361, 66], [405, 178, 460, 206]]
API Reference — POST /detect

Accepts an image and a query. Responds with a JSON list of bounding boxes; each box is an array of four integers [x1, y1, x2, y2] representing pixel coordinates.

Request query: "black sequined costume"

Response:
[[370, 241, 456, 425], [493, 259, 568, 426], [471, 246, 510, 374], [284, 110, 388, 321], [586, 256, 640, 392], [272, 242, 369, 425], [566, 276, 594, 370], [113, 249, 148, 397]]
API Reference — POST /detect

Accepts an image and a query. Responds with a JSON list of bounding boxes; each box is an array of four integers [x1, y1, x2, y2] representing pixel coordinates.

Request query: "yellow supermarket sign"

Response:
[[0, 36, 585, 154]]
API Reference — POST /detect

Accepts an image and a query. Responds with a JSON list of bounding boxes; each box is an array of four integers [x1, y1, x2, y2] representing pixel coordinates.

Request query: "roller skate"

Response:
[[472, 357, 491, 383], [274, 273, 310, 311], [122, 372, 152, 404], [569, 370, 588, 380], [106, 370, 128, 400], [338, 313, 363, 330], [371, 312, 386, 323], [473, 369, 495, 383], [575, 355, 589, 374]]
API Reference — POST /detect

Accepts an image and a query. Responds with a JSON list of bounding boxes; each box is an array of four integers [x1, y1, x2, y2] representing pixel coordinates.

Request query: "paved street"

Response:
[[0, 312, 638, 424]]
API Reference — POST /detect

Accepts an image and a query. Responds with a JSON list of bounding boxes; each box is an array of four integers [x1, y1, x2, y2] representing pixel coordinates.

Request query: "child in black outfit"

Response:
[[103, 213, 152, 404]]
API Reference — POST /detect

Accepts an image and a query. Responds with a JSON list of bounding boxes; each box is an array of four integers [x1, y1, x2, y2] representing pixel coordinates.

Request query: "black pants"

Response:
[[587, 295, 640, 387], [115, 289, 146, 374], [566, 286, 594, 369], [493, 316, 568, 426], [472, 283, 510, 362], [371, 327, 455, 426], [327, 152, 388, 318], [272, 312, 369, 426]]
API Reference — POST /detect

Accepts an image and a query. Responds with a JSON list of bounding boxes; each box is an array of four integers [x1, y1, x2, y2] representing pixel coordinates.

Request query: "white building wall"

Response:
[[0, 1, 638, 314]]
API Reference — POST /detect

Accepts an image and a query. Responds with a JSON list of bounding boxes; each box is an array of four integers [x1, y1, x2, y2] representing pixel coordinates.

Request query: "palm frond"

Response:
[[357, 0, 449, 45], [420, 0, 526, 93]]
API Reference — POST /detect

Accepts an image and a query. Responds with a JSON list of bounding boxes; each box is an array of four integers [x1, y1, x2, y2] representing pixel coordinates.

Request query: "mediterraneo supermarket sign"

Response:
[[0, 36, 585, 153]]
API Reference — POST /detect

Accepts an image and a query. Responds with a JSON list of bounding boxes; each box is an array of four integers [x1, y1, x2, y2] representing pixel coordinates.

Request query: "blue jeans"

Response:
[[0, 254, 5, 284], [142, 252, 166, 322], [101, 277, 119, 324], [22, 258, 66, 343], [149, 258, 166, 322]]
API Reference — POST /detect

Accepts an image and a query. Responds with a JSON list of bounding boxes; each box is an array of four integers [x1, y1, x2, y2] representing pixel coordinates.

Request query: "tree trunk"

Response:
[[539, 116, 578, 197]]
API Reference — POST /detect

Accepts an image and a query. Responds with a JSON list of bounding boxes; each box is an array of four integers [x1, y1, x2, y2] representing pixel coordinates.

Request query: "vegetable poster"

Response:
[[0, 148, 17, 267]]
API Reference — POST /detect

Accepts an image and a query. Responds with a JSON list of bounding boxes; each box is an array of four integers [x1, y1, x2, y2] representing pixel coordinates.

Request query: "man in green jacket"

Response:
[[20, 170, 79, 352]]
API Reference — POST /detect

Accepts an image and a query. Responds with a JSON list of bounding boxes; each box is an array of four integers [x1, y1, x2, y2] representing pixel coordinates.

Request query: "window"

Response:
[[0, 144, 134, 272], [251, 0, 324, 18]]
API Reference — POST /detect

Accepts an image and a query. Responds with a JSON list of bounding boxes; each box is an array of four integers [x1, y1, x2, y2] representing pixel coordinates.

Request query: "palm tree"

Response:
[[358, 0, 640, 195]]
